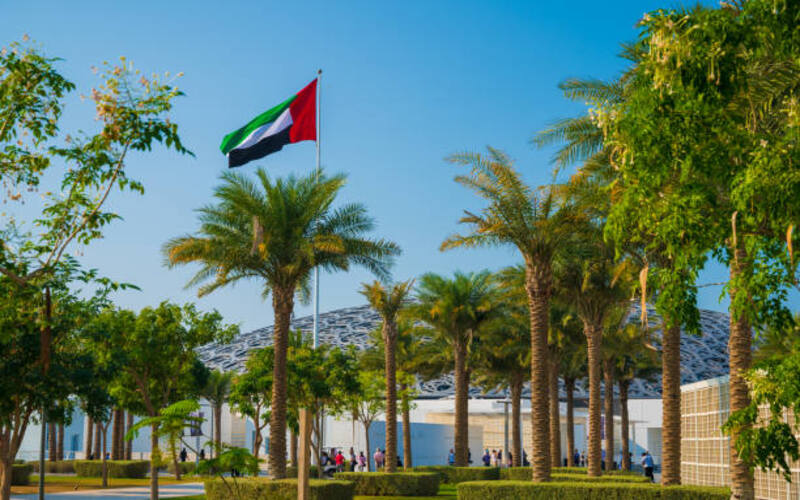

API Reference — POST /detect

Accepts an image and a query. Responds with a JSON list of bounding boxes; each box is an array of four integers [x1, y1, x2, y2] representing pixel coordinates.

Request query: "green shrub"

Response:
[[74, 460, 150, 478], [29, 460, 76, 474], [413, 465, 499, 484], [554, 466, 640, 476], [167, 461, 197, 475], [285, 465, 320, 478], [500, 468, 649, 483], [11, 463, 32, 485], [457, 481, 731, 500], [204, 477, 354, 500], [334, 472, 439, 496]]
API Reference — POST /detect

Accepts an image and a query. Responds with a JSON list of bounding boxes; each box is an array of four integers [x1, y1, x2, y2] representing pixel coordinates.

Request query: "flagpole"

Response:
[[313, 68, 321, 350]]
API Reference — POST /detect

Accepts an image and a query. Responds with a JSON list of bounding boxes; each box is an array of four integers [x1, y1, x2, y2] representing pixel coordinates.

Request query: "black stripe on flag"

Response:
[[228, 127, 292, 168]]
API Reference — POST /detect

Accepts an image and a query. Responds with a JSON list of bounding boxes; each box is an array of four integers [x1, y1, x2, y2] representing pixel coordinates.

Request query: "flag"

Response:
[[220, 78, 317, 168]]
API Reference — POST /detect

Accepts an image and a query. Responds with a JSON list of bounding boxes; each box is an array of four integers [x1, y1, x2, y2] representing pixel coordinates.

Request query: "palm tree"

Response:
[[559, 332, 586, 467], [443, 149, 574, 481], [407, 271, 499, 467], [163, 168, 399, 478], [202, 370, 234, 458], [360, 279, 414, 473]]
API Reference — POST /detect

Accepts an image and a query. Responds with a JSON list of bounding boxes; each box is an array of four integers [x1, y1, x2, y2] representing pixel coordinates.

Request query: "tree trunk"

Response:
[[290, 430, 298, 466], [0, 458, 10, 500], [401, 384, 412, 469], [57, 423, 65, 461], [48, 423, 56, 462], [214, 405, 222, 458], [662, 321, 682, 485], [565, 378, 575, 467], [101, 424, 108, 488], [383, 321, 398, 473], [510, 371, 523, 467], [603, 358, 615, 472], [268, 287, 295, 479], [85, 417, 94, 459], [172, 448, 182, 481], [619, 379, 630, 471], [584, 321, 602, 477], [453, 338, 469, 466], [149, 425, 159, 500], [728, 245, 754, 500], [111, 410, 121, 460], [125, 412, 133, 460], [364, 422, 371, 472], [549, 356, 561, 469], [524, 264, 551, 481], [93, 422, 102, 460]]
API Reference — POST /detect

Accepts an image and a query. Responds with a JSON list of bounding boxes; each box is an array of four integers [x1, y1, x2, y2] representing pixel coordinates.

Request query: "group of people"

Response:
[[318, 447, 402, 475], [178, 447, 205, 462], [450, 448, 530, 467]]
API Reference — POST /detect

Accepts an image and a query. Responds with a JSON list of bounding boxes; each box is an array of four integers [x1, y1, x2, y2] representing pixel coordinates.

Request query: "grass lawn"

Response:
[[11, 475, 197, 495], [152, 483, 459, 500]]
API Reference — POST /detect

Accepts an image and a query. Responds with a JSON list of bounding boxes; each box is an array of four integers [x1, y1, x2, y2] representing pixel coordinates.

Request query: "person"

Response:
[[641, 451, 655, 482], [580, 451, 585, 467], [601, 448, 606, 470], [447, 448, 455, 466], [468, 449, 472, 464], [573, 449, 580, 467], [497, 449, 503, 467], [199, 449, 205, 460], [522, 450, 529, 467], [349, 447, 357, 472], [335, 449, 345, 473], [358, 451, 367, 472], [489, 449, 497, 467], [88, 453, 94, 460], [482, 449, 490, 466], [374, 448, 384, 470], [396, 455, 402, 467]]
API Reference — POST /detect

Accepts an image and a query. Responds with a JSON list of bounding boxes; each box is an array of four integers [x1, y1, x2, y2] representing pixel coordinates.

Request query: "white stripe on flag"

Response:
[[233, 108, 293, 151]]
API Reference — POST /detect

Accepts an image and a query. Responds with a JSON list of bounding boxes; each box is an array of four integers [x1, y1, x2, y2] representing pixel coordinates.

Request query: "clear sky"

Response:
[[3, 0, 795, 333]]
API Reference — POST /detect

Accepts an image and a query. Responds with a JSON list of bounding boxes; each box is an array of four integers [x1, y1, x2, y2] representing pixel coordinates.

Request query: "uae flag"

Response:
[[220, 79, 317, 168]]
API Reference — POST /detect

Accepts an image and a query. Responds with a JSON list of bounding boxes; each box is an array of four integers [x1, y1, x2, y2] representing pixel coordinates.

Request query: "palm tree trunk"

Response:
[[101, 424, 108, 488], [383, 321, 398, 473], [662, 321, 681, 485], [111, 410, 121, 460], [85, 417, 94, 459], [149, 425, 159, 500], [728, 244, 754, 500], [511, 371, 523, 467], [57, 423, 64, 461], [364, 421, 372, 472], [125, 412, 133, 460], [619, 379, 630, 471], [400, 384, 412, 469], [584, 321, 602, 477], [268, 286, 295, 479], [48, 423, 56, 462], [214, 405, 222, 459], [565, 378, 575, 467], [93, 422, 102, 460], [603, 358, 615, 471], [524, 264, 551, 481], [549, 356, 561, 469], [290, 430, 298, 466], [453, 338, 469, 467]]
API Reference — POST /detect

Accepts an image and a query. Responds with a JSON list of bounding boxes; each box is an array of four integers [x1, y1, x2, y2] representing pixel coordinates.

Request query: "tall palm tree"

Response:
[[559, 333, 586, 467], [443, 149, 574, 481], [163, 168, 399, 478], [202, 370, 234, 458], [407, 271, 499, 467], [360, 279, 414, 473]]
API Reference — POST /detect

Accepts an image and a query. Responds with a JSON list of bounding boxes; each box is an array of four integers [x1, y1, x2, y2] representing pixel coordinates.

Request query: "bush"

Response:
[[167, 462, 197, 476], [11, 464, 32, 485], [334, 472, 439, 496], [74, 460, 150, 478], [457, 481, 731, 500], [413, 465, 499, 484], [500, 468, 650, 483], [285, 465, 320, 478], [29, 460, 76, 474], [204, 477, 354, 500], [554, 466, 640, 476]]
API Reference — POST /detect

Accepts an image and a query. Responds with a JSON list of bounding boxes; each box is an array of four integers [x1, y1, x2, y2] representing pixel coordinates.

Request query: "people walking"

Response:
[[358, 451, 367, 471], [374, 447, 384, 469], [641, 451, 655, 483], [482, 449, 490, 466], [335, 449, 345, 472], [180, 448, 187, 462], [448, 448, 455, 466], [349, 447, 357, 471]]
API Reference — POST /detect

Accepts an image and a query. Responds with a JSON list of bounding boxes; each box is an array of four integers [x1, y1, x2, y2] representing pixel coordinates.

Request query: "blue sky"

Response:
[[4, 0, 794, 332]]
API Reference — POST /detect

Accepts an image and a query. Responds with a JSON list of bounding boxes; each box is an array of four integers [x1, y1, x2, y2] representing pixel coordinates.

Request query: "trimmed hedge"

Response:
[[555, 466, 640, 476], [29, 460, 76, 474], [167, 462, 196, 475], [74, 460, 150, 478], [285, 465, 320, 478], [11, 463, 32, 485], [500, 468, 649, 483], [204, 477, 354, 500], [334, 472, 439, 496], [413, 465, 499, 484], [457, 481, 731, 500]]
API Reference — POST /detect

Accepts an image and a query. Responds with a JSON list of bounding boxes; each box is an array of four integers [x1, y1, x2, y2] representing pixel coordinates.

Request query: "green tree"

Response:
[[87, 303, 235, 500], [163, 167, 399, 478], [202, 370, 234, 458], [348, 370, 385, 472], [407, 271, 499, 467], [359, 279, 413, 472], [443, 149, 574, 480], [229, 348, 273, 460]]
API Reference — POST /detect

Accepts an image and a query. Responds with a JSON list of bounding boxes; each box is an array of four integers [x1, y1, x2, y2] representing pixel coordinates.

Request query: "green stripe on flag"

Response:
[[220, 94, 296, 154]]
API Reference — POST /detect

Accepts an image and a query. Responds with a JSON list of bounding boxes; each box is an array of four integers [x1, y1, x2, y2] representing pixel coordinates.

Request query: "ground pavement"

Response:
[[11, 482, 204, 500]]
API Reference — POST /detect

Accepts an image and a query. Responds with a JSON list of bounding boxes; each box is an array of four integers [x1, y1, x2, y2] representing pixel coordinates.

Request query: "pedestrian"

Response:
[[349, 447, 357, 472], [374, 448, 384, 470], [358, 451, 367, 472], [199, 449, 205, 460], [497, 449, 504, 467], [601, 448, 606, 470], [490, 449, 497, 467], [641, 451, 655, 483], [482, 449, 490, 466], [580, 451, 585, 467], [522, 450, 529, 467], [447, 448, 455, 466], [335, 449, 345, 472]]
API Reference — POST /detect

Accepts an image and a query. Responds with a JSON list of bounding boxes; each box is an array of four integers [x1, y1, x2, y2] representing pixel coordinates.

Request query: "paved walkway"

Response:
[[11, 482, 204, 500]]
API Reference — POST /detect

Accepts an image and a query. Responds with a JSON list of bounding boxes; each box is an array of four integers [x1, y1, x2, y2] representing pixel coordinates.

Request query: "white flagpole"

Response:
[[313, 68, 321, 350]]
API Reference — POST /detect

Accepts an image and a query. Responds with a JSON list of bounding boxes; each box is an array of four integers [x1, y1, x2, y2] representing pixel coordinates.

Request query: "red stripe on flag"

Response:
[[288, 78, 317, 143]]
